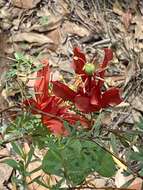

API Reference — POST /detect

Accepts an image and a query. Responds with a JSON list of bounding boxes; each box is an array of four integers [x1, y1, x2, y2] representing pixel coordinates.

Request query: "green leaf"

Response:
[[4, 159, 20, 170], [42, 138, 116, 186], [96, 150, 116, 177], [14, 52, 24, 61], [67, 139, 82, 154], [82, 141, 116, 177], [42, 149, 63, 176], [11, 142, 24, 158]]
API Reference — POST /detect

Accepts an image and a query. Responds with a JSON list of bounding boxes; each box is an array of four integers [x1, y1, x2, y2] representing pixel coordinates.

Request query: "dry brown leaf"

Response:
[[129, 178, 143, 190], [113, 1, 123, 16], [0, 148, 10, 157], [62, 21, 90, 37], [0, 163, 13, 188], [30, 18, 62, 32], [132, 16, 143, 40], [122, 9, 132, 30], [115, 169, 133, 187], [59, 0, 69, 15], [139, 1, 143, 15], [11, 0, 41, 9], [23, 143, 47, 190], [100, 112, 112, 126], [132, 96, 143, 113], [47, 28, 61, 51], [132, 109, 142, 123], [30, 8, 63, 32], [11, 32, 54, 45], [124, 61, 136, 86]]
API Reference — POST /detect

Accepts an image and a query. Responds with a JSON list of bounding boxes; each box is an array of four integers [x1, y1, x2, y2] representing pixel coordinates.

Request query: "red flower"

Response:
[[52, 48, 123, 113], [72, 47, 86, 75], [24, 60, 90, 135], [72, 47, 113, 79]]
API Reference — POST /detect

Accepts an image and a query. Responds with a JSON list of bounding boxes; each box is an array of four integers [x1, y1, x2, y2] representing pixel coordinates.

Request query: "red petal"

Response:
[[74, 95, 93, 113], [101, 88, 122, 108], [72, 47, 86, 74], [40, 97, 53, 110], [104, 48, 113, 60], [98, 48, 113, 87], [90, 85, 102, 107], [52, 81, 76, 101], [34, 60, 50, 103], [42, 117, 68, 136]]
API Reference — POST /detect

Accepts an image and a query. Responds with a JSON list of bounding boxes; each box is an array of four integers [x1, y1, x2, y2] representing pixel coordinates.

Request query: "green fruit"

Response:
[[84, 63, 96, 75]]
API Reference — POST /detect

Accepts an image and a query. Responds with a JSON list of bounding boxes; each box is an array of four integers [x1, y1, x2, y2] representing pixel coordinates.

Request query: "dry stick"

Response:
[[0, 113, 21, 121], [92, 38, 111, 46], [0, 105, 20, 115], [0, 105, 21, 125], [32, 106, 64, 122], [0, 55, 16, 62]]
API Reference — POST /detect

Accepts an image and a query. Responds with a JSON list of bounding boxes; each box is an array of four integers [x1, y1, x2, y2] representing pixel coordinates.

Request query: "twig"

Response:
[[0, 105, 20, 114], [92, 38, 111, 46], [0, 55, 16, 62]]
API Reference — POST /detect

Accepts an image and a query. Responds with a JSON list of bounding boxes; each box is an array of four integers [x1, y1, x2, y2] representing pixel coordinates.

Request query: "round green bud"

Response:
[[84, 63, 96, 75]]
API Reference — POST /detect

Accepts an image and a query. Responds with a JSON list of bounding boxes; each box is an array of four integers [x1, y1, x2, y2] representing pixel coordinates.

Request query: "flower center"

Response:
[[84, 63, 96, 75]]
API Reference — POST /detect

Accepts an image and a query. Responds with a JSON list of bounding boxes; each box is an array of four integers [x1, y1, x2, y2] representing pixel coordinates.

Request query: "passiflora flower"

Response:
[[52, 48, 123, 113], [24, 60, 90, 136]]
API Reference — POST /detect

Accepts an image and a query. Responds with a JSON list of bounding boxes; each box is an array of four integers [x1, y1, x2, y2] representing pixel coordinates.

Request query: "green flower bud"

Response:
[[84, 63, 96, 75]]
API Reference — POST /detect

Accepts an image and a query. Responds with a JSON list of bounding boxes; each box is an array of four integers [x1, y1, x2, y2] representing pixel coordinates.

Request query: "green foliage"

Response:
[[4, 112, 143, 188], [6, 52, 42, 79], [42, 137, 116, 186], [4, 142, 41, 188], [11, 142, 25, 158], [4, 159, 20, 170], [5, 113, 49, 148], [3, 113, 118, 188]]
